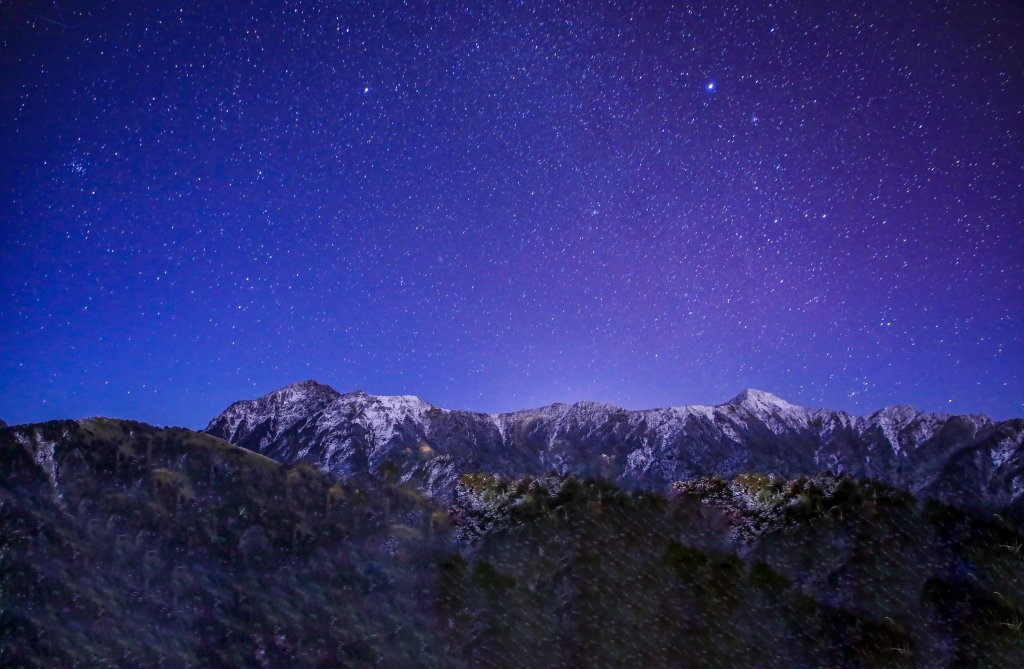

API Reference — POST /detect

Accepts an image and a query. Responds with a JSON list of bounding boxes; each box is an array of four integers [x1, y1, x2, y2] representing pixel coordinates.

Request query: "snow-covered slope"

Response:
[[204, 381, 1024, 510], [204, 379, 341, 452]]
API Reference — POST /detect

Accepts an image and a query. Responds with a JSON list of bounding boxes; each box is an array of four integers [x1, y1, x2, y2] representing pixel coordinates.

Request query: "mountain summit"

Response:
[[205, 379, 342, 450], [202, 381, 1024, 511], [724, 388, 798, 410]]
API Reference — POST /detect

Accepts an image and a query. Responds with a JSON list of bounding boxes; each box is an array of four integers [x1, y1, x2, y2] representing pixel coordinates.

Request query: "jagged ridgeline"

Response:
[[3, 419, 1024, 668], [202, 381, 1024, 514]]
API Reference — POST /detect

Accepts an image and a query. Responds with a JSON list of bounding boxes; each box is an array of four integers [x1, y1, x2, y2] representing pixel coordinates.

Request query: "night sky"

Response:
[[1, 0, 1022, 427]]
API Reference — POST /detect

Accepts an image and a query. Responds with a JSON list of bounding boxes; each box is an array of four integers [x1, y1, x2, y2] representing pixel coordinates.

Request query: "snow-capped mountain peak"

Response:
[[724, 388, 799, 412], [203, 379, 341, 447], [204, 381, 1024, 509]]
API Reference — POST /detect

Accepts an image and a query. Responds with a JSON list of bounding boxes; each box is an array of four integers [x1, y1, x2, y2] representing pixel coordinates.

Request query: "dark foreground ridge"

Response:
[[3, 418, 1024, 667]]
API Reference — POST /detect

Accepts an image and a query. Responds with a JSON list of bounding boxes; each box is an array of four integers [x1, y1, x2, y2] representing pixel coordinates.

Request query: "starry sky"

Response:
[[2, 0, 1022, 427]]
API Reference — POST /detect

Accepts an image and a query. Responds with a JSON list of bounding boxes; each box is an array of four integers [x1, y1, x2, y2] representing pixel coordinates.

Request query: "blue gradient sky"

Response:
[[2, 0, 1022, 427]]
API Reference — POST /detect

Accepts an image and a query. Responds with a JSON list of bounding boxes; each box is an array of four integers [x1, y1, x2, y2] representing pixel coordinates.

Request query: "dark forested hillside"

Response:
[[2, 419, 1024, 668]]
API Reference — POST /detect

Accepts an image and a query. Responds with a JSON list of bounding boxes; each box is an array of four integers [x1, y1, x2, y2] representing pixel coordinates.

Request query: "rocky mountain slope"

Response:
[[205, 381, 1024, 513]]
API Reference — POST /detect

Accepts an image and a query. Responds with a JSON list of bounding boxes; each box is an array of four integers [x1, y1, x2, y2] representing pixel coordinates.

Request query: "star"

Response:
[[1, 0, 1020, 424]]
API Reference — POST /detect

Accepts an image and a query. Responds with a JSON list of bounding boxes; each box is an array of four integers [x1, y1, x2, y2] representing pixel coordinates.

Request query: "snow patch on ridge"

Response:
[[992, 431, 1024, 468], [489, 414, 507, 444], [17, 431, 62, 502]]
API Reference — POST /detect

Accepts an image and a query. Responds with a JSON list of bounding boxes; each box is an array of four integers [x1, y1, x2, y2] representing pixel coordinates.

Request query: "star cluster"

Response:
[[1, 0, 1021, 425]]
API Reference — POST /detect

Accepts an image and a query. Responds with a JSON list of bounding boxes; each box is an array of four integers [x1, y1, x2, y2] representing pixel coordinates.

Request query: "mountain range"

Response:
[[204, 380, 1024, 515], [4, 383, 1024, 667]]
